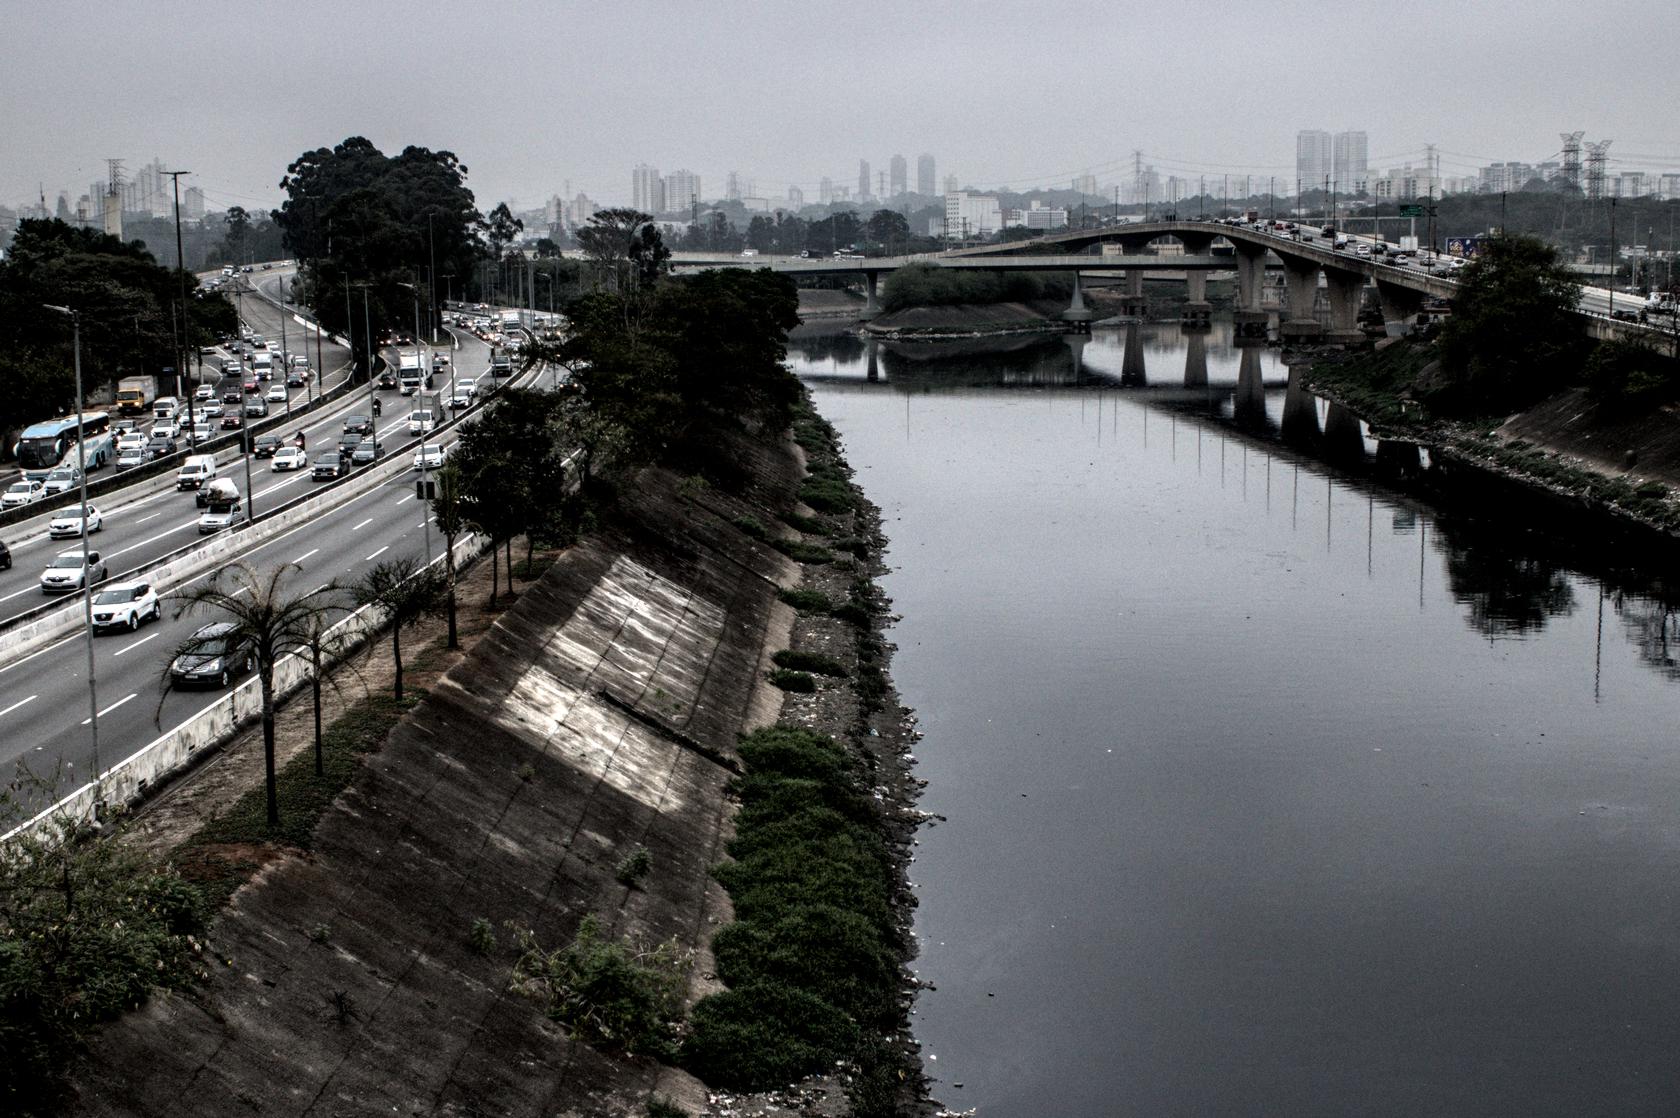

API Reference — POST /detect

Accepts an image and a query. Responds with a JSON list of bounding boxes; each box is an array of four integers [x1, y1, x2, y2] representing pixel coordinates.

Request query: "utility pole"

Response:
[[163, 170, 197, 446], [1609, 197, 1617, 317]]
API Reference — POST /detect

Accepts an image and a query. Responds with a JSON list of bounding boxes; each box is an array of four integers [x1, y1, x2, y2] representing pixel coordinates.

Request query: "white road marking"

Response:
[[293, 548, 319, 563], [364, 545, 389, 561], [111, 520, 195, 558], [82, 692, 137, 724], [353, 517, 373, 531], [0, 586, 39, 604], [0, 694, 38, 718], [114, 632, 160, 656], [135, 512, 163, 524]]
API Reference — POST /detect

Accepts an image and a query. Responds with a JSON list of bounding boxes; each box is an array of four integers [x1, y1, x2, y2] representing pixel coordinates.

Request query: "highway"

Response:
[[0, 287, 516, 808]]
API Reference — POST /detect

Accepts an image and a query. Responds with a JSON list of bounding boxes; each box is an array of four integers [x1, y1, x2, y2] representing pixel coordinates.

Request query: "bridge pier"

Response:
[[1323, 270, 1368, 344], [1120, 321, 1147, 387], [1374, 278, 1424, 337], [860, 271, 882, 320], [1232, 245, 1269, 340], [1279, 258, 1324, 341], [1182, 270, 1212, 325], [1183, 326, 1208, 388], [1119, 269, 1147, 318], [1062, 271, 1093, 327]]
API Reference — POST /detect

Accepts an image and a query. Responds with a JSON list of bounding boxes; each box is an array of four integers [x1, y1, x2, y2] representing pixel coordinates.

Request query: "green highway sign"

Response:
[[1399, 204, 1425, 217]]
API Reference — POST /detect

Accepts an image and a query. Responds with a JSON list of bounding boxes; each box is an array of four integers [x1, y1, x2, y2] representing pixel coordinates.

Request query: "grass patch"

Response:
[[731, 515, 768, 541], [178, 692, 415, 909], [772, 649, 848, 678], [798, 476, 853, 514], [468, 916, 496, 956], [647, 1097, 688, 1118], [615, 846, 652, 887], [768, 669, 816, 693], [771, 539, 834, 565], [830, 601, 872, 626], [780, 511, 831, 536], [777, 587, 832, 613], [512, 914, 688, 1058], [682, 726, 900, 1092]]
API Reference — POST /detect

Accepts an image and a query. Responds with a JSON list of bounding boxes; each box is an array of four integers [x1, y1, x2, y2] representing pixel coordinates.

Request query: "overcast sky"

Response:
[[5, 0, 1676, 214]]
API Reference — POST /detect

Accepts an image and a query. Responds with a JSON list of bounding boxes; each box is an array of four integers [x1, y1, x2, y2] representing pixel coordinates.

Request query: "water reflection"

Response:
[[1436, 519, 1578, 636]]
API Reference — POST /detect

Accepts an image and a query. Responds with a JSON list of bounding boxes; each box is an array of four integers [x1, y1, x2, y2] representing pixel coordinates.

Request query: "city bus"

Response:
[[14, 412, 113, 481]]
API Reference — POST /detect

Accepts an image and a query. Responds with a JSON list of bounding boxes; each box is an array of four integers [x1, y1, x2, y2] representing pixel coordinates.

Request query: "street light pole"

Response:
[[44, 304, 101, 808], [163, 170, 198, 449]]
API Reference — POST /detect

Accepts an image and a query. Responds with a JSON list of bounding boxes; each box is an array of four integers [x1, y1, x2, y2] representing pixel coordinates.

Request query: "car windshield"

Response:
[[49, 555, 84, 568], [93, 588, 138, 605], [192, 638, 230, 657], [47, 470, 74, 481], [7, 483, 32, 494], [54, 510, 88, 521]]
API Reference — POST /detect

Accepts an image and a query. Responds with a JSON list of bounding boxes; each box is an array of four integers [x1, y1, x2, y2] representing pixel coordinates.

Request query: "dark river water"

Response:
[[792, 322, 1680, 1117]]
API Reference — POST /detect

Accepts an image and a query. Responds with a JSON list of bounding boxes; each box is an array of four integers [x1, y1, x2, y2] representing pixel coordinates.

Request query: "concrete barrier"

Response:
[[5, 530, 488, 842]]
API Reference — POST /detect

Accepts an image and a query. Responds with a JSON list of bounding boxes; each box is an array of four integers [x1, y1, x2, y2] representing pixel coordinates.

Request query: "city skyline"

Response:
[[2, 0, 1673, 218]]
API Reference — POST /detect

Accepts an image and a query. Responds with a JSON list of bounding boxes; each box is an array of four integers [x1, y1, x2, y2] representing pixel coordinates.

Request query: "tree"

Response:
[[576, 208, 670, 295], [430, 461, 466, 649], [162, 563, 344, 827], [223, 206, 250, 263], [353, 557, 444, 702], [1433, 233, 1585, 415], [485, 201, 524, 262], [866, 209, 910, 253]]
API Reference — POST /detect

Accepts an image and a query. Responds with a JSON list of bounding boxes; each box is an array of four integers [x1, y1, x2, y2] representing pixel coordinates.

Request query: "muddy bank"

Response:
[[67, 418, 932, 1116]]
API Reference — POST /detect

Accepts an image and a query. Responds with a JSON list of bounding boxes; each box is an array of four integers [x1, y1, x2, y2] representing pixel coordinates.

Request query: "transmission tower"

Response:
[[1585, 140, 1611, 200], [1559, 131, 1583, 190]]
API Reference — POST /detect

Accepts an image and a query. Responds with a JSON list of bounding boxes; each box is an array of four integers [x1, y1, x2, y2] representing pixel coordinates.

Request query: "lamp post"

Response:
[[43, 303, 101, 808], [163, 170, 198, 449]]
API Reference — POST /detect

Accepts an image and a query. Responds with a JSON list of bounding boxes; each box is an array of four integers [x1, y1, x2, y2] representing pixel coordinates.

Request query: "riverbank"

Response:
[[65, 412, 934, 1116], [1304, 338, 1680, 542]]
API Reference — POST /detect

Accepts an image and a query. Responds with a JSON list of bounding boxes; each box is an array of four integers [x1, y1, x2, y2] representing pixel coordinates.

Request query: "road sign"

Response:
[[1399, 204, 1425, 217]]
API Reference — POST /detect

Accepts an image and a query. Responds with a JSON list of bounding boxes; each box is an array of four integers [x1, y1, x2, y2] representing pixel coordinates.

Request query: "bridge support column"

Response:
[[1183, 326, 1208, 388], [1279, 259, 1324, 341], [1182, 270, 1211, 325], [1323, 270, 1367, 344], [859, 271, 882, 320], [1321, 403, 1365, 461], [1062, 271, 1093, 327], [1281, 365, 1320, 445], [1232, 245, 1269, 339], [1119, 269, 1147, 318], [1120, 321, 1147, 386], [1374, 278, 1425, 337]]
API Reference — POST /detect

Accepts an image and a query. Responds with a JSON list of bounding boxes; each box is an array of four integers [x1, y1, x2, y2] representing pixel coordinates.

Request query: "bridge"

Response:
[[671, 219, 1661, 345]]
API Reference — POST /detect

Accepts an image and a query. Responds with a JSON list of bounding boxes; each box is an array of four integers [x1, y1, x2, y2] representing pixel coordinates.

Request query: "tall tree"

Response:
[[353, 558, 444, 702], [162, 563, 344, 827]]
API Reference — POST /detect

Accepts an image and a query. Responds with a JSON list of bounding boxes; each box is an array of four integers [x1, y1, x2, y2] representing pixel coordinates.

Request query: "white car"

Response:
[[408, 411, 436, 436], [40, 549, 107, 594], [412, 443, 446, 471], [116, 431, 148, 453], [199, 401, 224, 419], [271, 446, 308, 472], [90, 581, 160, 632], [195, 384, 216, 402], [42, 467, 83, 495], [116, 446, 146, 470], [265, 384, 288, 403], [49, 505, 103, 538], [197, 499, 244, 533], [152, 418, 182, 440], [2, 480, 45, 509]]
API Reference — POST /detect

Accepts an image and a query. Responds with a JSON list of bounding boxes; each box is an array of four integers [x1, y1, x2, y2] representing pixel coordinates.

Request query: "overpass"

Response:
[[672, 219, 1663, 345]]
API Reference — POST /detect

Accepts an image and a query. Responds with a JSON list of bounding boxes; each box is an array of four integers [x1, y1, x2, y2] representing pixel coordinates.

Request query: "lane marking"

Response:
[[364, 545, 389, 561], [353, 517, 373, 531], [0, 694, 38, 718], [111, 520, 196, 559], [0, 585, 40, 604], [82, 692, 137, 724], [394, 494, 413, 505], [135, 512, 163, 525], [114, 632, 160, 656], [293, 548, 319, 563]]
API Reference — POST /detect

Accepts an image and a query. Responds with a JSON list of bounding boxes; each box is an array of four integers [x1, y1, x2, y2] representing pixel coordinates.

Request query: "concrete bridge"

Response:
[[672, 219, 1663, 345]]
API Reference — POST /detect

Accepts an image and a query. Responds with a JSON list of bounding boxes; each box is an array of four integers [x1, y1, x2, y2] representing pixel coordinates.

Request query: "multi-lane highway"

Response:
[[0, 283, 519, 806]]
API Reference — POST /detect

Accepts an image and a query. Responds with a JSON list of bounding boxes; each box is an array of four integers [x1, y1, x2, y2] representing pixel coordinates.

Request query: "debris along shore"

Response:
[[64, 397, 942, 1117]]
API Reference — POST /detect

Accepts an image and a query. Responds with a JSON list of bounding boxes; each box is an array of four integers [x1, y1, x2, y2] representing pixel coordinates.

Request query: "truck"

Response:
[[488, 351, 513, 379], [499, 310, 521, 332], [397, 351, 432, 396], [114, 375, 156, 415]]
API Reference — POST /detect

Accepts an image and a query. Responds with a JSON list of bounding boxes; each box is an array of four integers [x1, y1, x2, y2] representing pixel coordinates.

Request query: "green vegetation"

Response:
[[1432, 233, 1585, 415], [880, 262, 1074, 313], [468, 917, 497, 956], [0, 811, 211, 1114], [646, 1097, 688, 1118], [1467, 436, 1680, 532], [681, 726, 901, 1091], [780, 510, 831, 536], [772, 649, 848, 677], [512, 915, 688, 1058], [615, 846, 653, 887], [799, 473, 854, 514], [777, 588, 833, 613], [1584, 336, 1680, 415], [768, 669, 817, 693], [1308, 339, 1441, 429], [771, 538, 834, 565]]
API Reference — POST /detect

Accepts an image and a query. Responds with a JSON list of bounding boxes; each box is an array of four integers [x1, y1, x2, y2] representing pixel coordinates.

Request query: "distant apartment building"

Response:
[[725, 171, 743, 202], [1073, 173, 1099, 197], [1296, 130, 1332, 193], [1332, 131, 1368, 193], [183, 185, 205, 221], [1612, 171, 1648, 197], [567, 193, 598, 226], [663, 169, 701, 212], [632, 164, 664, 213], [1661, 173, 1680, 200], [819, 177, 835, 205], [858, 160, 872, 202], [1478, 162, 1537, 193], [943, 173, 959, 195], [889, 154, 907, 196], [945, 191, 1002, 238], [1369, 164, 1439, 200], [917, 153, 936, 196], [1006, 201, 1068, 229], [741, 197, 771, 213], [787, 185, 804, 207]]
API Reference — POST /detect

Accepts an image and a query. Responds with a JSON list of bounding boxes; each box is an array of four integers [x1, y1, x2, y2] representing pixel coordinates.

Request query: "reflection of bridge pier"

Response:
[[865, 336, 880, 382], [1121, 322, 1148, 386], [1375, 439, 1422, 478], [1321, 403, 1365, 461], [1182, 325, 1208, 388], [1063, 332, 1087, 381], [1232, 345, 1266, 427], [1281, 366, 1321, 445]]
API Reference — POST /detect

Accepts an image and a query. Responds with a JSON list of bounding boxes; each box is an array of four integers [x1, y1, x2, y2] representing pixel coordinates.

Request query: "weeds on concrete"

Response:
[[780, 511, 830, 536], [511, 915, 688, 1058], [771, 649, 848, 678], [468, 917, 496, 956], [731, 515, 768, 541], [615, 846, 653, 887], [776, 588, 832, 613], [646, 1096, 688, 1118], [770, 538, 834, 565], [767, 669, 816, 693]]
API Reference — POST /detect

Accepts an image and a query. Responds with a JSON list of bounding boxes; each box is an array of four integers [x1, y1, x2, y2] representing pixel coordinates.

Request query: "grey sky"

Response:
[[5, 0, 1676, 214]]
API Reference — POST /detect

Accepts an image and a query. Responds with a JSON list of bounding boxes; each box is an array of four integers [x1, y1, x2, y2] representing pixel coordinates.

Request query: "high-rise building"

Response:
[[889, 154, 907, 196], [943, 173, 958, 195], [787, 185, 804, 207], [1073, 173, 1098, 197], [944, 191, 1002, 238], [663, 169, 701, 213], [632, 164, 664, 213], [1296, 130, 1332, 194], [725, 171, 743, 202], [858, 159, 872, 201], [1332, 131, 1368, 193], [819, 177, 835, 205], [917, 154, 936, 196], [183, 185, 205, 221]]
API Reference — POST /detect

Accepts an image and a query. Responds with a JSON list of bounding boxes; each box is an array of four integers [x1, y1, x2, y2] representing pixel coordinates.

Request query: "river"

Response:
[[792, 321, 1680, 1117]]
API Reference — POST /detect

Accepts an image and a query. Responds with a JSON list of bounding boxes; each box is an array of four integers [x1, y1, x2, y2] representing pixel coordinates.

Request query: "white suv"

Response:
[[90, 581, 160, 632]]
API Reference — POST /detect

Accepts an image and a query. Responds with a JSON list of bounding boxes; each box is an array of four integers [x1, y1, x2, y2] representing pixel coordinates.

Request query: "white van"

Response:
[[176, 453, 217, 491], [153, 396, 180, 420]]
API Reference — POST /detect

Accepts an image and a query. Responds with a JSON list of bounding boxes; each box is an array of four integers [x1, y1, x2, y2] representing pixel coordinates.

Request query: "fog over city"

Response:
[[4, 0, 1675, 212]]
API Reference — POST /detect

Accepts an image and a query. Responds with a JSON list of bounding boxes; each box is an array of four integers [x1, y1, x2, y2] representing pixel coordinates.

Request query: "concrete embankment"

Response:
[[69, 438, 824, 1114]]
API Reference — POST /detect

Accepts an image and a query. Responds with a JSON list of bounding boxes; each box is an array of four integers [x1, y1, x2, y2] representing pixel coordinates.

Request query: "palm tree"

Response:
[[353, 557, 444, 702], [430, 461, 465, 649], [162, 563, 344, 828]]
